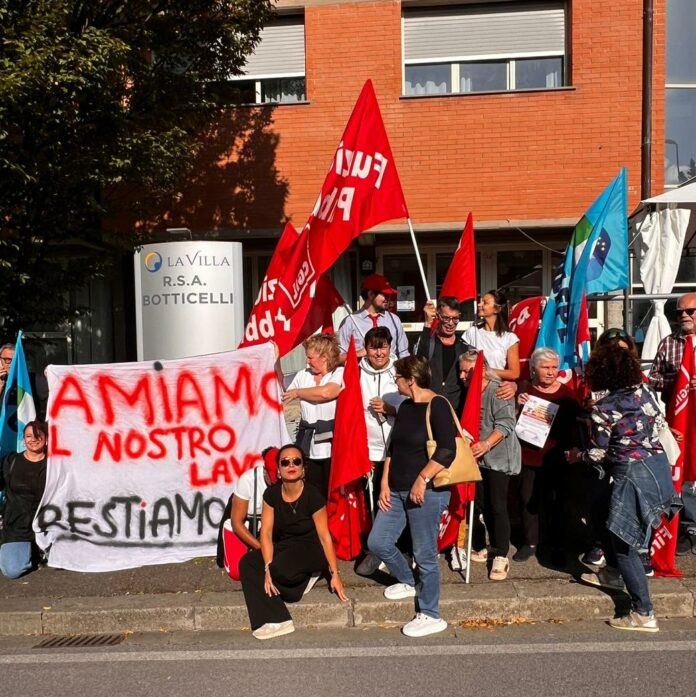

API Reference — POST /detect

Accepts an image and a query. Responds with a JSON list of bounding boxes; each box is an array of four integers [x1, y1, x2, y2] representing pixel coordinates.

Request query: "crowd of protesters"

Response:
[[1, 286, 693, 641], [237, 282, 691, 640]]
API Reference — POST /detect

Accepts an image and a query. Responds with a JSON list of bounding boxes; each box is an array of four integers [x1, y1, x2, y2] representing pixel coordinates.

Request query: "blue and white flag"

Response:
[[536, 169, 628, 368], [0, 330, 37, 455]]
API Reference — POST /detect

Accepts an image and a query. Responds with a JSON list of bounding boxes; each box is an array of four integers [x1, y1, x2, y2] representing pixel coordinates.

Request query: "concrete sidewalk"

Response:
[[2, 553, 695, 636]]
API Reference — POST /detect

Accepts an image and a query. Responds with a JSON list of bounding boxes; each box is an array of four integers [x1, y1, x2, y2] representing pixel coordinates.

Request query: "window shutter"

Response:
[[238, 18, 305, 79], [404, 3, 565, 63]]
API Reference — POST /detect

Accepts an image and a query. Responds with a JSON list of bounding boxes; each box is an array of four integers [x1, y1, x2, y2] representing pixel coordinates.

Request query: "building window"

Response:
[[665, 0, 696, 186], [403, 2, 567, 97], [228, 16, 306, 104]]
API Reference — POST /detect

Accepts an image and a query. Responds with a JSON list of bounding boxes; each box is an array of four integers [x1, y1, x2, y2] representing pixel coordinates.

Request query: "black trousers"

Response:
[[475, 468, 512, 557], [584, 472, 612, 552], [306, 457, 331, 499], [518, 460, 568, 549], [239, 541, 326, 630]]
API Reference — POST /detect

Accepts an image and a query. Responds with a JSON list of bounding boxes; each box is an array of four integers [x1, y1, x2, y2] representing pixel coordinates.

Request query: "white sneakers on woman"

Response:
[[402, 613, 448, 637], [252, 620, 295, 640], [383, 583, 417, 600]]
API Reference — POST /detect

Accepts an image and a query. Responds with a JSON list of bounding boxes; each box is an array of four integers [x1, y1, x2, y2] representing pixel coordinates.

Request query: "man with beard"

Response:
[[415, 297, 473, 415], [338, 274, 409, 360], [649, 292, 696, 554]]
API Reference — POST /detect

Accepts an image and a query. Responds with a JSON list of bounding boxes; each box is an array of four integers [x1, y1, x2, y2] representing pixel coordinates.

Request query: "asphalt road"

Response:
[[2, 620, 695, 697]]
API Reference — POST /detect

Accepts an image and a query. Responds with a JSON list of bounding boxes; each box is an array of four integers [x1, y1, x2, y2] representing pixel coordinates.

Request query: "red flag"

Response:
[[509, 296, 543, 381], [327, 337, 372, 560], [276, 80, 409, 315], [301, 276, 344, 338], [440, 213, 477, 303], [438, 352, 483, 551], [239, 223, 344, 356], [652, 335, 696, 576]]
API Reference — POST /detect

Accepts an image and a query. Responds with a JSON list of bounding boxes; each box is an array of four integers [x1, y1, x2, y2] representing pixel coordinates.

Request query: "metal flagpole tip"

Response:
[[152, 361, 163, 371]]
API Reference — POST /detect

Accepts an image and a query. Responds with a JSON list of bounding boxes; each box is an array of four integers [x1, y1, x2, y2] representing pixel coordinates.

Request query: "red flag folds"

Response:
[[239, 222, 344, 356], [327, 337, 372, 560], [276, 80, 409, 314], [509, 296, 543, 381], [652, 335, 696, 576], [440, 213, 477, 303], [438, 352, 483, 551]]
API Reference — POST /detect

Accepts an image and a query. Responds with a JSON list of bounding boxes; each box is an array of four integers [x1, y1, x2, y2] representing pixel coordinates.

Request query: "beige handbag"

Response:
[[425, 396, 481, 488]]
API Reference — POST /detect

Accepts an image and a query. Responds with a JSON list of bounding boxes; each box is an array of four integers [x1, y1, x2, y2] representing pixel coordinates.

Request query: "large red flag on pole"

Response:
[[652, 335, 696, 576], [440, 213, 477, 302], [327, 337, 372, 560], [438, 352, 483, 551], [239, 222, 344, 356], [276, 80, 409, 315]]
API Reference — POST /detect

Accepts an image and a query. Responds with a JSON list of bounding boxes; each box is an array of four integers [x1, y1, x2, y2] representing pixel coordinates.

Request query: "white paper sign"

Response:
[[34, 344, 289, 572], [397, 285, 415, 311], [515, 395, 559, 448]]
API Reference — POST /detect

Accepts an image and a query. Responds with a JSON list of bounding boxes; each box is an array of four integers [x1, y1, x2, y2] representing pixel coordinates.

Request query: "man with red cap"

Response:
[[338, 274, 409, 360]]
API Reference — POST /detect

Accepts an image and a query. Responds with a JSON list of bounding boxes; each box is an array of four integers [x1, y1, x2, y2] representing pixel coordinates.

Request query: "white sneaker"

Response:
[[303, 573, 321, 596], [251, 620, 295, 640], [384, 582, 417, 600], [449, 546, 468, 572], [402, 613, 448, 638]]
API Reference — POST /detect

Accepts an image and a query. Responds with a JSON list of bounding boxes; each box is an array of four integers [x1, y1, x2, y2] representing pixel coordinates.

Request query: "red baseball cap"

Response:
[[361, 273, 396, 297]]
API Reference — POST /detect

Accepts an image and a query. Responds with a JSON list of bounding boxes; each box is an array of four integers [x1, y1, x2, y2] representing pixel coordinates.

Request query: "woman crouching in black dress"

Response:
[[239, 444, 347, 640]]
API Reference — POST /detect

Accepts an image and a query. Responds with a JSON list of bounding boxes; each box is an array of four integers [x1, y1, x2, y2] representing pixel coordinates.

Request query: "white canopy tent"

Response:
[[631, 178, 696, 360]]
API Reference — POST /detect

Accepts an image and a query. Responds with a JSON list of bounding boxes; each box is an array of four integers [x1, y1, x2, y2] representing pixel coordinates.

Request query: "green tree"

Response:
[[0, 0, 272, 336]]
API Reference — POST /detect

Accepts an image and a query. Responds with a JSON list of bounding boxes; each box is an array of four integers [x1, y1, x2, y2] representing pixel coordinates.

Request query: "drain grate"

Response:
[[34, 633, 126, 649]]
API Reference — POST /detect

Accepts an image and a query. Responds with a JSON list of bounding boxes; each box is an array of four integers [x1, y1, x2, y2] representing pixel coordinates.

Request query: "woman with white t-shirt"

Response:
[[230, 451, 277, 551], [283, 334, 344, 497], [462, 290, 520, 381]]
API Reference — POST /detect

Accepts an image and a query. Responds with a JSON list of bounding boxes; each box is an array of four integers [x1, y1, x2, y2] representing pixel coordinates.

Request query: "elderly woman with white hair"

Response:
[[515, 347, 582, 567]]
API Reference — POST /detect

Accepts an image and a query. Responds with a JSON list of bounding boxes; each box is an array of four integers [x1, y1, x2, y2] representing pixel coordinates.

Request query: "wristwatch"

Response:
[[420, 473, 431, 484]]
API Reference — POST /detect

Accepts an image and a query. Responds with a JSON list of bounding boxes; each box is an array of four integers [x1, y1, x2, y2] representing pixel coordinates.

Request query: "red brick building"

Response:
[[158, 0, 664, 334], [57, 1, 696, 364]]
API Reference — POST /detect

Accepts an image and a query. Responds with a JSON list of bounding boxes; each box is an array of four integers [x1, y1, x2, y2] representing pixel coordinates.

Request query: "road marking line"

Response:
[[3, 640, 696, 664]]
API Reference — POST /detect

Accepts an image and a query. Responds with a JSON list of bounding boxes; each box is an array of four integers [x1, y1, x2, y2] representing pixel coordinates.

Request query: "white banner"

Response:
[[34, 344, 289, 572]]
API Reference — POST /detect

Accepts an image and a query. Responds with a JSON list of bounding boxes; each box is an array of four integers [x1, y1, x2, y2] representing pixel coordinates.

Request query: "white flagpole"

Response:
[[407, 218, 431, 302], [367, 471, 375, 521], [465, 497, 475, 585]]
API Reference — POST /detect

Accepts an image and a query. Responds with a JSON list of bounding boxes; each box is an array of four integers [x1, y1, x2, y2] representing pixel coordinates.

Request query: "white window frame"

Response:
[[402, 2, 567, 96], [229, 15, 306, 105]]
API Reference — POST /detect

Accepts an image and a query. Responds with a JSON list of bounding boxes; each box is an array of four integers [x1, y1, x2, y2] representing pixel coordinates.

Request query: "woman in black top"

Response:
[[367, 355, 457, 638], [239, 444, 347, 640], [0, 420, 48, 579]]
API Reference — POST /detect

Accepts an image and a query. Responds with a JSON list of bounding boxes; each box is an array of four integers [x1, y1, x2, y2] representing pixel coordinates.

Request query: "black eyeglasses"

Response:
[[603, 328, 629, 340], [676, 308, 696, 317], [436, 313, 460, 325], [279, 457, 303, 467]]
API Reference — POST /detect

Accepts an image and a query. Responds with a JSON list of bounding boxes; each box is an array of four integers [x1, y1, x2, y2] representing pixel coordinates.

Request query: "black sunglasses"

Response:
[[436, 313, 460, 325], [676, 308, 696, 317], [604, 328, 629, 340], [279, 457, 303, 467]]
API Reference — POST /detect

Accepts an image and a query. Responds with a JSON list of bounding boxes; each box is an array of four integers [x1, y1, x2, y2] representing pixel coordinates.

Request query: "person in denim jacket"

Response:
[[566, 345, 681, 632]]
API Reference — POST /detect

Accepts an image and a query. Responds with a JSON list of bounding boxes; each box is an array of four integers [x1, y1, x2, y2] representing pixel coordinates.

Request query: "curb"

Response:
[[1, 578, 695, 636]]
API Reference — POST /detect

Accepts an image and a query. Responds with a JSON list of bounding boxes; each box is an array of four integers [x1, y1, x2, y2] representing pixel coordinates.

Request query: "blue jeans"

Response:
[[368, 488, 450, 619], [0, 541, 33, 579], [610, 532, 652, 615]]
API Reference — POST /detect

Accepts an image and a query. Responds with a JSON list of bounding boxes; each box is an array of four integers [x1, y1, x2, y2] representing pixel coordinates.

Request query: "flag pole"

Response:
[[367, 471, 375, 521], [465, 495, 474, 585], [407, 218, 431, 302]]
